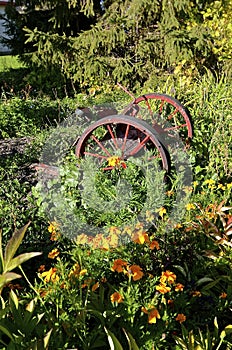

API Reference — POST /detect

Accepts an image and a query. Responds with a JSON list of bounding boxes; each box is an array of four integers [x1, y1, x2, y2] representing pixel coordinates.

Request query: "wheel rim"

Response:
[[123, 93, 193, 142], [75, 114, 169, 172]]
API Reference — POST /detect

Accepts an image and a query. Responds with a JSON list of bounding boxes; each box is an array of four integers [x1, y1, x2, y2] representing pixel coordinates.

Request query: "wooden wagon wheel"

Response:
[[123, 93, 193, 143], [75, 114, 170, 172]]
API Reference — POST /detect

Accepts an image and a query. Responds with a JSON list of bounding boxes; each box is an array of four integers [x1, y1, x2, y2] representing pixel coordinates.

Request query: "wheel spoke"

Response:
[[164, 123, 187, 131], [107, 124, 119, 150], [90, 134, 112, 157], [121, 124, 130, 153], [84, 151, 109, 159], [166, 107, 179, 120], [129, 135, 150, 156]]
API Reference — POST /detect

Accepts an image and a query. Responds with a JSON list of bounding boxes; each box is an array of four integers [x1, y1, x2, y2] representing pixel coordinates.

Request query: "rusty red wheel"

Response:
[[75, 115, 169, 171], [123, 93, 193, 143]]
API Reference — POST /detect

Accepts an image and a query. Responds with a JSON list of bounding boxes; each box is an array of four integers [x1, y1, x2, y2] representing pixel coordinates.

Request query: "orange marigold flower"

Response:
[[48, 248, 60, 259], [176, 313, 186, 323], [111, 259, 128, 273], [41, 267, 59, 283], [132, 231, 150, 244], [175, 283, 184, 292], [161, 270, 176, 284], [127, 264, 144, 281], [141, 306, 160, 324], [220, 292, 227, 299], [156, 283, 171, 294], [92, 282, 100, 292], [149, 240, 160, 250], [191, 290, 201, 297], [38, 265, 46, 272], [110, 292, 124, 303]]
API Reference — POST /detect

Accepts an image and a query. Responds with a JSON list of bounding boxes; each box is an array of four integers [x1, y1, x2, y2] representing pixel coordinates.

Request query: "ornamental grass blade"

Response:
[[4, 222, 31, 268], [0, 229, 3, 272], [104, 327, 123, 350], [4, 252, 42, 272], [122, 328, 139, 350]]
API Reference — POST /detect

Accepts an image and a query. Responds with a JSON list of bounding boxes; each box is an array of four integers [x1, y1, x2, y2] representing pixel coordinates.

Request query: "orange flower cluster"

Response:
[[111, 259, 144, 281], [41, 267, 59, 283], [110, 292, 124, 303], [48, 221, 61, 241], [156, 270, 184, 295]]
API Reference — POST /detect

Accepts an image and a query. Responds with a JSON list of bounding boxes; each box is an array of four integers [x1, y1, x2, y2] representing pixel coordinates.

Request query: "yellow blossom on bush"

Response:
[[186, 203, 195, 211], [156, 283, 171, 294], [175, 283, 184, 292], [176, 313, 186, 323], [127, 264, 144, 281], [191, 290, 201, 297], [110, 292, 124, 303], [111, 259, 128, 273], [48, 248, 60, 259], [204, 179, 215, 186], [76, 233, 89, 245], [160, 270, 176, 284], [69, 263, 87, 279], [48, 221, 60, 241], [107, 156, 121, 167], [41, 267, 59, 283], [132, 230, 149, 244], [158, 207, 167, 217]]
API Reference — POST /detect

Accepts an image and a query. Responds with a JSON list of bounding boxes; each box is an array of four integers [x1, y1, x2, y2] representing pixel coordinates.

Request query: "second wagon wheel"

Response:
[[75, 114, 170, 172], [123, 93, 193, 144]]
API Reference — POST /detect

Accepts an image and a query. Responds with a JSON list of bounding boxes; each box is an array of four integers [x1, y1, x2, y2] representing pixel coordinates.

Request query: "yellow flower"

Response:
[[48, 221, 60, 241], [149, 240, 160, 250], [176, 313, 186, 323], [204, 179, 215, 185], [160, 270, 176, 284], [69, 263, 87, 279], [186, 203, 195, 211], [174, 223, 183, 229], [227, 183, 232, 189], [48, 248, 60, 259], [107, 156, 121, 167], [166, 190, 174, 196], [127, 264, 144, 281], [41, 268, 59, 283], [132, 230, 150, 244], [158, 207, 167, 217], [191, 290, 201, 297], [175, 283, 184, 292], [111, 259, 128, 273], [156, 283, 171, 294], [110, 292, 124, 303], [193, 181, 198, 187], [217, 183, 226, 190], [76, 233, 89, 245]]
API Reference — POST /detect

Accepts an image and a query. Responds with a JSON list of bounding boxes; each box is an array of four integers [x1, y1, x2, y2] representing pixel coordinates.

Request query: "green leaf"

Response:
[[4, 222, 31, 269], [4, 252, 42, 272], [195, 277, 214, 286], [104, 327, 123, 350], [122, 328, 139, 350], [0, 324, 14, 341], [0, 272, 22, 289], [10, 290, 19, 309], [0, 229, 3, 272], [43, 328, 53, 348]]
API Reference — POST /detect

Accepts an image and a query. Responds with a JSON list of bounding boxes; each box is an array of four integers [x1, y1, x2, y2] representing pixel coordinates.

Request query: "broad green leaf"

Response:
[[122, 328, 139, 350], [4, 222, 31, 268], [0, 229, 3, 272], [0, 272, 22, 289], [0, 324, 14, 341], [4, 252, 42, 272], [10, 290, 19, 309], [104, 327, 123, 350], [195, 277, 214, 286]]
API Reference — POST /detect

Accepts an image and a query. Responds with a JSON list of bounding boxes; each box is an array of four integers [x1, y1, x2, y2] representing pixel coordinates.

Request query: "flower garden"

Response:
[[0, 70, 232, 349]]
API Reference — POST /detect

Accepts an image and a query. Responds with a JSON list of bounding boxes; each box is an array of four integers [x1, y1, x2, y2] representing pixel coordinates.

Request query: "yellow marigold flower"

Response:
[[193, 181, 198, 187], [149, 240, 160, 250], [166, 190, 174, 196], [204, 179, 215, 185], [107, 156, 121, 167], [175, 283, 184, 292], [111, 259, 128, 273], [156, 283, 171, 294], [158, 207, 167, 217], [69, 263, 87, 279], [176, 313, 186, 323], [110, 292, 124, 303], [186, 203, 195, 211], [48, 221, 59, 233], [218, 183, 226, 190], [220, 292, 227, 299], [227, 183, 232, 189], [79, 269, 87, 276], [92, 282, 100, 292], [132, 231, 150, 244], [174, 223, 183, 229], [161, 270, 176, 284], [48, 248, 60, 259], [41, 267, 59, 283], [127, 264, 144, 281]]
